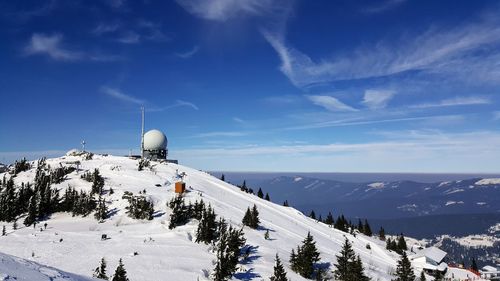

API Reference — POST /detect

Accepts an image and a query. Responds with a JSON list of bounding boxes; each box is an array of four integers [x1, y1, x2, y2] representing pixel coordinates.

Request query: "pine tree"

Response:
[[251, 204, 260, 228], [270, 254, 288, 281], [353, 255, 370, 281], [212, 223, 246, 281], [220, 174, 225, 181], [24, 193, 38, 226], [324, 212, 334, 226], [2, 225, 5, 236], [397, 234, 408, 253], [393, 252, 415, 281], [93, 257, 109, 280], [471, 257, 478, 271], [112, 259, 129, 281], [290, 232, 321, 279], [379, 227, 386, 241], [363, 219, 372, 236], [283, 200, 289, 207], [12, 220, 17, 230], [94, 196, 108, 222], [334, 238, 356, 281], [91, 169, 105, 195], [265, 193, 270, 201], [242, 204, 260, 229], [195, 204, 217, 244], [257, 188, 264, 198], [168, 195, 188, 229], [420, 270, 426, 281], [264, 229, 270, 240], [242, 207, 252, 227], [309, 210, 316, 220]]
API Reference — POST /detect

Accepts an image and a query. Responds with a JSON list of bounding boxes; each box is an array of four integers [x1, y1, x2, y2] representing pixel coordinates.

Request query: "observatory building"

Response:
[[142, 129, 168, 160]]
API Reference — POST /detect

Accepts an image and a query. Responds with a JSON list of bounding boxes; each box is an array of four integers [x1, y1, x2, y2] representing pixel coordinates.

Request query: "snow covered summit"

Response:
[[0, 153, 401, 280]]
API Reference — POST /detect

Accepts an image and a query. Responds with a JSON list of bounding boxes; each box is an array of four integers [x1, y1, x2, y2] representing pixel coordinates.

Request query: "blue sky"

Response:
[[1, 0, 500, 173]]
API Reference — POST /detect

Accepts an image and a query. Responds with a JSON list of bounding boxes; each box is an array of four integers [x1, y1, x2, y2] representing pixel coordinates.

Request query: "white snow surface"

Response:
[[0, 252, 97, 281], [0, 154, 401, 281], [475, 178, 500, 185]]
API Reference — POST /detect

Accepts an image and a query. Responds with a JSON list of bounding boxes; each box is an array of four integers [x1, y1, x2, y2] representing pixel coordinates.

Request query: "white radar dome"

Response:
[[143, 129, 167, 150]]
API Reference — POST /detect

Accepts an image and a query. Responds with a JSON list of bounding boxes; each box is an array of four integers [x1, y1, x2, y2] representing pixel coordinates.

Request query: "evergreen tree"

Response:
[[112, 259, 129, 281], [23, 193, 38, 226], [309, 210, 316, 220], [213, 223, 246, 281], [353, 255, 370, 281], [264, 229, 270, 240], [270, 254, 288, 281], [283, 200, 289, 207], [357, 219, 363, 232], [94, 196, 108, 222], [386, 238, 393, 250], [393, 252, 415, 281], [2, 225, 5, 236], [379, 227, 386, 241], [251, 204, 260, 228], [91, 169, 105, 195], [242, 207, 252, 227], [397, 234, 408, 253], [363, 219, 372, 236], [12, 220, 17, 230], [324, 212, 334, 226], [265, 193, 270, 201], [471, 257, 478, 271], [420, 270, 426, 281], [333, 238, 356, 281], [195, 204, 217, 244], [168, 195, 189, 229], [257, 188, 264, 198], [220, 174, 225, 181], [289, 232, 321, 279], [93, 257, 109, 280], [242, 205, 260, 229]]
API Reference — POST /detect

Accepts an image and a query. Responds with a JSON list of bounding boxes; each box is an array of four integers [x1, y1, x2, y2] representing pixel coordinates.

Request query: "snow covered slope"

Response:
[[0, 153, 400, 280], [0, 251, 96, 281]]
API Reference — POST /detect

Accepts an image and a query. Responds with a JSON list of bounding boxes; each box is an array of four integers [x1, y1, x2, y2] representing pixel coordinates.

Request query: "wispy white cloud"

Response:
[[263, 13, 500, 88], [285, 114, 464, 131], [100, 86, 145, 105], [175, 46, 200, 59], [306, 95, 358, 112], [410, 96, 491, 109], [173, 131, 500, 172], [93, 20, 169, 44], [233, 117, 245, 124], [176, 0, 281, 21], [493, 111, 500, 121], [362, 90, 395, 109], [25, 33, 121, 62], [116, 31, 141, 44], [25, 33, 82, 61], [148, 100, 199, 111], [191, 131, 249, 138], [362, 0, 407, 14], [172, 100, 199, 110], [92, 23, 121, 35]]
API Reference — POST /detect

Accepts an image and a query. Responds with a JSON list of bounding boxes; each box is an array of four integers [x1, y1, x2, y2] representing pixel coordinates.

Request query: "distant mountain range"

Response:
[[249, 176, 500, 220]]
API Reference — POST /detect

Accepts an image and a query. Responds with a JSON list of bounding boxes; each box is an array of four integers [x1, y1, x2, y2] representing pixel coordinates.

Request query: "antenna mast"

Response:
[[141, 106, 145, 158]]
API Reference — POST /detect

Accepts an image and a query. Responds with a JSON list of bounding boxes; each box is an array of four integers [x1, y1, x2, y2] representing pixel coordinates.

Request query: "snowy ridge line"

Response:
[[0, 154, 401, 280]]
